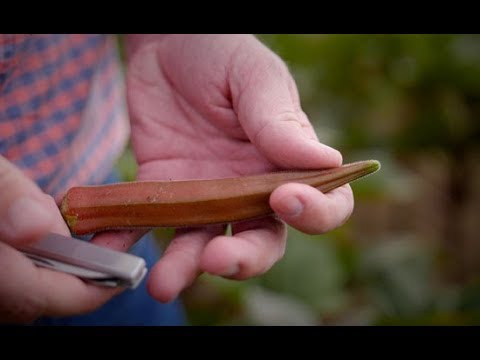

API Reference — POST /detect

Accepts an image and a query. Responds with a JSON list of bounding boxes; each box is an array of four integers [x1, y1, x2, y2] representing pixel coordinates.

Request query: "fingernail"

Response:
[[219, 264, 240, 277], [6, 196, 53, 240], [277, 195, 303, 217]]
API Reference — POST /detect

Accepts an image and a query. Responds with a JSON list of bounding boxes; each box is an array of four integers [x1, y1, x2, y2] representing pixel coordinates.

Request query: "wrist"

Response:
[[125, 34, 169, 59]]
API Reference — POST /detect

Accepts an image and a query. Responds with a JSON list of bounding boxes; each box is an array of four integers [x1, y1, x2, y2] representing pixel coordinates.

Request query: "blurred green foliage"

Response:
[[116, 34, 480, 325], [258, 34, 480, 152]]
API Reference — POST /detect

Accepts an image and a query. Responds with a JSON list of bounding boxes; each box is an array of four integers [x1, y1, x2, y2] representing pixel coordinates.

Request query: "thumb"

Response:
[[231, 42, 342, 169], [0, 156, 69, 246]]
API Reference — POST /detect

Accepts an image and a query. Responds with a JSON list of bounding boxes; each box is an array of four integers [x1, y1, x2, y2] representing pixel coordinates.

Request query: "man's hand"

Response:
[[114, 34, 354, 303], [0, 156, 120, 324]]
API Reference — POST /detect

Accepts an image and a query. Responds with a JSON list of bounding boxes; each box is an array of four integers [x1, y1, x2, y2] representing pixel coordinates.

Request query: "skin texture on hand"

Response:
[[0, 34, 353, 324], [0, 156, 121, 324], [91, 34, 354, 304]]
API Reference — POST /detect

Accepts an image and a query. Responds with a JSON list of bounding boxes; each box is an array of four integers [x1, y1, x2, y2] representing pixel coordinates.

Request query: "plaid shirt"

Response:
[[0, 34, 130, 201]]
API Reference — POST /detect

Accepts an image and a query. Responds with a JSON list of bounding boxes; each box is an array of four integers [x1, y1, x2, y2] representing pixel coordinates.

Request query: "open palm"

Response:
[[94, 35, 354, 303]]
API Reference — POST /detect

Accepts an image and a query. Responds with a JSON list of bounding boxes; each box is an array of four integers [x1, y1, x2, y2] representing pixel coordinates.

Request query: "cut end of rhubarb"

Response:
[[60, 196, 77, 230]]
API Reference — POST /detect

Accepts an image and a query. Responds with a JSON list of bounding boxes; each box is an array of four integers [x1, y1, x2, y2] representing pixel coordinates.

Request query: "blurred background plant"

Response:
[[116, 34, 480, 325]]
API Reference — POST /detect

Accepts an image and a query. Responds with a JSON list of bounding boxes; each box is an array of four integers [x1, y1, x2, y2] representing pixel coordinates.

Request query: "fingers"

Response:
[[148, 219, 286, 304], [200, 217, 287, 280], [90, 229, 148, 252], [0, 241, 119, 324], [270, 183, 354, 235], [147, 225, 225, 303], [39, 269, 121, 318], [146, 183, 353, 305], [230, 46, 342, 169], [243, 110, 343, 170], [0, 156, 120, 324], [0, 156, 70, 245]]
